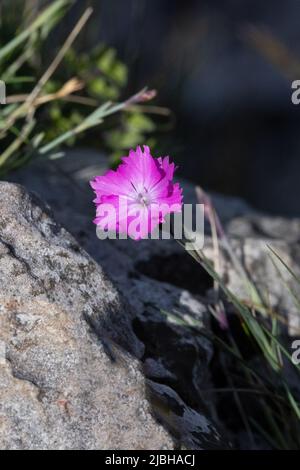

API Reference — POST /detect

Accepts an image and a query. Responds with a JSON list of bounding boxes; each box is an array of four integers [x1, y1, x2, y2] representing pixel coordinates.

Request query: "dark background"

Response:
[[64, 0, 300, 216]]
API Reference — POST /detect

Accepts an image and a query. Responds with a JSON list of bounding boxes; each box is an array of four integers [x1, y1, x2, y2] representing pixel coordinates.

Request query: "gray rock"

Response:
[[8, 148, 300, 447], [213, 232, 300, 336], [0, 181, 228, 450], [0, 182, 173, 450], [13, 154, 223, 409], [147, 381, 225, 450]]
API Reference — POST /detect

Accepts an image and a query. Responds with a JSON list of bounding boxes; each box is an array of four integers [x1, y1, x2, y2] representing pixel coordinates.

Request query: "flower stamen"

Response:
[[137, 192, 150, 206]]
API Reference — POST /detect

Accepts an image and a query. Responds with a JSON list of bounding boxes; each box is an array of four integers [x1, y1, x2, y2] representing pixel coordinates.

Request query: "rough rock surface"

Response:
[[6, 148, 300, 449], [0, 182, 171, 450], [8, 151, 229, 433], [0, 182, 227, 450]]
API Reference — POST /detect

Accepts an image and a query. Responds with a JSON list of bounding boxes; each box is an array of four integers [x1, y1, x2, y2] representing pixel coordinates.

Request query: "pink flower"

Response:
[[90, 145, 183, 239]]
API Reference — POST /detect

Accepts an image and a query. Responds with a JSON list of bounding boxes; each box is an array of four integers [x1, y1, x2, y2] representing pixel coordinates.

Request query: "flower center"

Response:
[[137, 191, 150, 206]]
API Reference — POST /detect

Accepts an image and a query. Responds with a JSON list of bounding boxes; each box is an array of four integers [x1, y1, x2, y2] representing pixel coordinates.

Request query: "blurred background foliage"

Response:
[[0, 0, 164, 175], [66, 0, 300, 217], [2, 0, 300, 214]]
